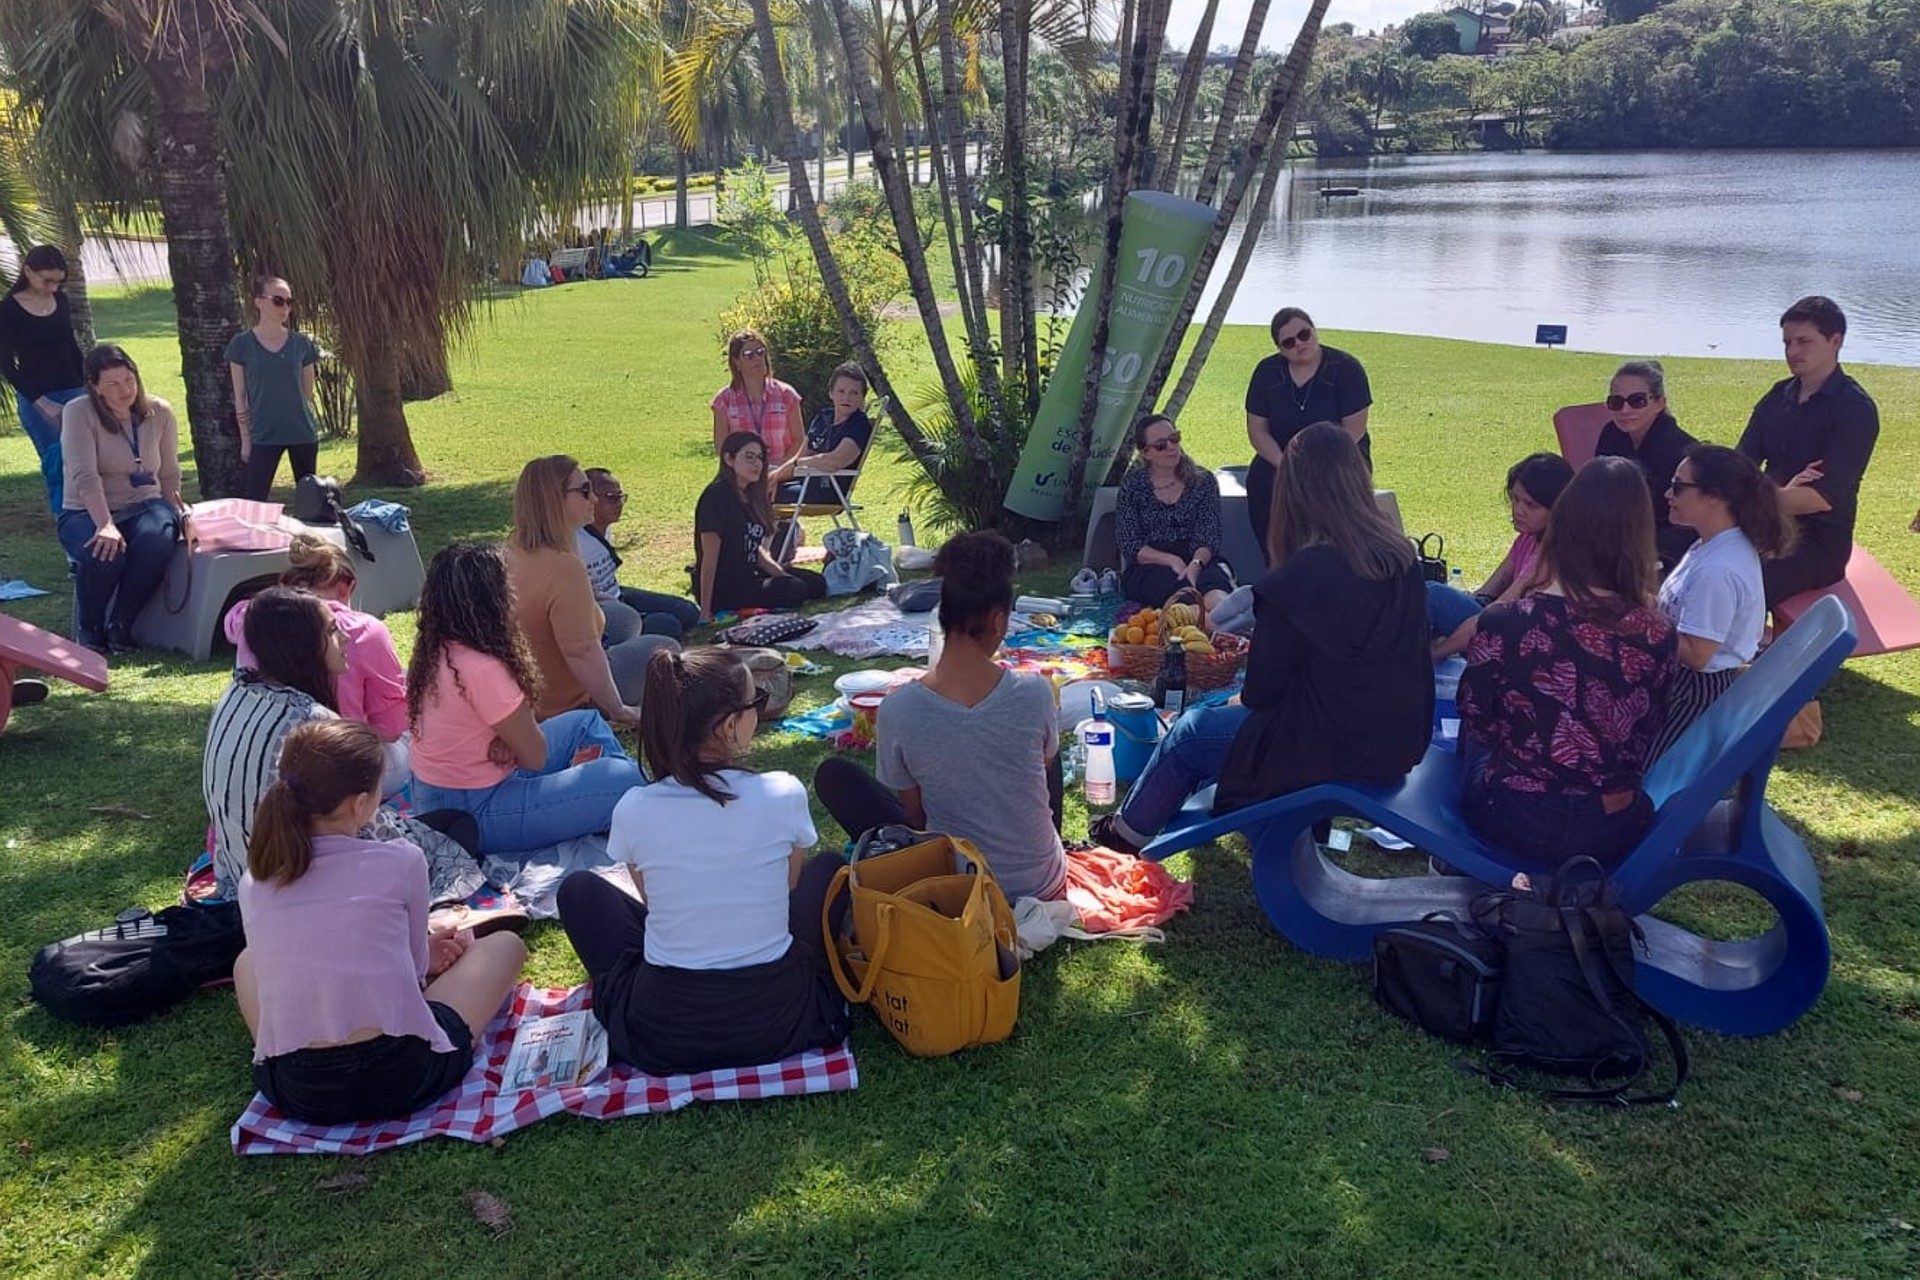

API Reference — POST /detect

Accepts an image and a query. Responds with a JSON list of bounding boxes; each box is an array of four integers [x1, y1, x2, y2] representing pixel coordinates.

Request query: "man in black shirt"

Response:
[[1735, 296, 1879, 608]]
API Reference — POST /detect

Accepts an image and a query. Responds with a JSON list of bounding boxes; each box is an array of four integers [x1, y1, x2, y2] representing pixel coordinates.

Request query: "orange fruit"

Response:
[[1124, 625, 1145, 644]]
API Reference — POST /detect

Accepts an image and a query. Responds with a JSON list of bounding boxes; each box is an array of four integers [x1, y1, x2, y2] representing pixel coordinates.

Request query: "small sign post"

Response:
[[1535, 324, 1568, 349]]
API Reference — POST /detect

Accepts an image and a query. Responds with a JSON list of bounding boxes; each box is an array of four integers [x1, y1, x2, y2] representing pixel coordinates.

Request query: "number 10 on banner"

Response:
[[1134, 247, 1188, 290]]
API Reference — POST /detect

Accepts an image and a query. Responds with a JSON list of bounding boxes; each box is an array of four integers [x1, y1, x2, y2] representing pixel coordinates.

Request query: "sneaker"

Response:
[[75, 627, 110, 655], [1070, 566, 1101, 595], [1088, 813, 1143, 857], [106, 623, 138, 655], [1098, 568, 1121, 597], [10, 678, 50, 707]]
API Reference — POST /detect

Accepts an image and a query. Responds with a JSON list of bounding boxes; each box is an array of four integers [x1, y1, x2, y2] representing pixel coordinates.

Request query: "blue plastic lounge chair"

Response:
[[1140, 595, 1857, 1036]]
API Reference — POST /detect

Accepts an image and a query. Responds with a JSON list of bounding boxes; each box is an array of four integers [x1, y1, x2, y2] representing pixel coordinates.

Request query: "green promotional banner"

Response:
[[1003, 189, 1218, 522]]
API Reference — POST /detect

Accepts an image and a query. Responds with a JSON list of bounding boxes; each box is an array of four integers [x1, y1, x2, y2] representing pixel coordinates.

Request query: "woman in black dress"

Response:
[[1243, 307, 1373, 568]]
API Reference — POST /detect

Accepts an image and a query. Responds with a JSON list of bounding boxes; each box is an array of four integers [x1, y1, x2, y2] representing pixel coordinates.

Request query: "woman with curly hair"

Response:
[[407, 541, 641, 856]]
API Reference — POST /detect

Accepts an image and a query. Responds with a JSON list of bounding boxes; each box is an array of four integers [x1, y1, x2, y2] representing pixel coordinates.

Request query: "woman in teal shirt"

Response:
[[226, 274, 323, 500]]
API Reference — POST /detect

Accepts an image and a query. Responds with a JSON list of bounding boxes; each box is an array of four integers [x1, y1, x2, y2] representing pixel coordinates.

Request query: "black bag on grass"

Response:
[[1471, 857, 1689, 1105], [1373, 913, 1503, 1044], [29, 901, 244, 1027]]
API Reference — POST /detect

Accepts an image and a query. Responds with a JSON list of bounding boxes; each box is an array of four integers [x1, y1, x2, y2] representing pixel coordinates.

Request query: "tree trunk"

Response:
[[998, 0, 1037, 409], [815, 36, 829, 200], [1060, 0, 1169, 527], [1139, 0, 1330, 416], [825, 0, 982, 461], [141, 43, 246, 499], [675, 148, 691, 229], [399, 331, 453, 401], [53, 197, 96, 351], [1194, 0, 1274, 204], [743, 0, 935, 463], [1158, 0, 1222, 191], [351, 339, 425, 486]]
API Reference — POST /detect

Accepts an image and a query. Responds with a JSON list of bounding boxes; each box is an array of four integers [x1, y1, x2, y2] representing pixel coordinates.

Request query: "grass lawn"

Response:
[[3, 229, 1919, 1278]]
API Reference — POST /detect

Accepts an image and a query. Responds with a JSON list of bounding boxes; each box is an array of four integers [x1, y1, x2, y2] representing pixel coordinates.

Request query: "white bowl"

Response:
[[834, 670, 898, 698]]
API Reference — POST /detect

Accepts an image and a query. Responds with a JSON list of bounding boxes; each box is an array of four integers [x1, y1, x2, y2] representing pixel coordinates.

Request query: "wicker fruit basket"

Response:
[[1104, 588, 1247, 691]]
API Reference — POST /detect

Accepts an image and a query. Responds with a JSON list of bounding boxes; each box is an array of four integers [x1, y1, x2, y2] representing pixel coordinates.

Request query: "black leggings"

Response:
[[243, 442, 319, 501], [721, 567, 827, 612], [555, 862, 849, 1075], [813, 754, 1065, 845]]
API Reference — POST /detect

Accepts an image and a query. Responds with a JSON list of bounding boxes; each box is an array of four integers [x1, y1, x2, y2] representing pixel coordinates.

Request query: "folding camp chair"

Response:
[[772, 396, 885, 562]]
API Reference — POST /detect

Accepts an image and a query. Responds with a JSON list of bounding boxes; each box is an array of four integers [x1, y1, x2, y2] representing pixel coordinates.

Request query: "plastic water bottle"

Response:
[[1450, 566, 1464, 593], [896, 511, 915, 547], [1082, 689, 1116, 806]]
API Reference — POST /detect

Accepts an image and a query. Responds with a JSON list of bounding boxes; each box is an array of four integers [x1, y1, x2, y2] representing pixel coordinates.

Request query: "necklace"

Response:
[[1290, 367, 1318, 413]]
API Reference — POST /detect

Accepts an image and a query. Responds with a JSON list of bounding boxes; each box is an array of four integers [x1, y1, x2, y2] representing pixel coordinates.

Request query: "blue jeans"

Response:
[[619, 585, 701, 638], [1118, 703, 1249, 838], [409, 710, 644, 856], [1425, 581, 1484, 639], [56, 498, 182, 638], [17, 387, 85, 514]]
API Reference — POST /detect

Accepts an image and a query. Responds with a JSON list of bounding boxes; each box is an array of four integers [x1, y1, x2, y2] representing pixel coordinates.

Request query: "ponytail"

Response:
[[639, 647, 750, 805], [247, 720, 385, 885]]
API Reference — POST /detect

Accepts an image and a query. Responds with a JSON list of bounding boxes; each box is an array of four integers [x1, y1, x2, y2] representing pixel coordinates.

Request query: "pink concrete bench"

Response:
[[1, 612, 110, 734], [1773, 544, 1920, 658]]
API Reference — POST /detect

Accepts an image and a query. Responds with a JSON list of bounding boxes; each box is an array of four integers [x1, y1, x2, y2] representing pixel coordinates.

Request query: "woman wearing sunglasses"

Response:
[[1242, 307, 1373, 569], [1646, 445, 1791, 759], [555, 647, 849, 1074], [226, 275, 324, 501], [1116, 414, 1233, 611], [710, 329, 803, 474], [1592, 359, 1700, 574]]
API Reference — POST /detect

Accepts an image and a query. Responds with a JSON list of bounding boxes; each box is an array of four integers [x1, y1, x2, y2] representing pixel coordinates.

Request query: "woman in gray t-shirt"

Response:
[[814, 532, 1066, 901], [226, 274, 323, 501]]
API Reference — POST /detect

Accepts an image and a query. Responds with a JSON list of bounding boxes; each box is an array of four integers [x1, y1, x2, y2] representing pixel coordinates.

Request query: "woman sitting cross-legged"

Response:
[[1645, 445, 1791, 760], [1458, 456, 1680, 869], [1116, 413, 1234, 613], [407, 541, 643, 856], [1091, 423, 1432, 855], [693, 431, 827, 623], [556, 648, 850, 1075], [233, 719, 526, 1125], [1427, 452, 1574, 660], [814, 531, 1067, 901], [508, 455, 677, 724]]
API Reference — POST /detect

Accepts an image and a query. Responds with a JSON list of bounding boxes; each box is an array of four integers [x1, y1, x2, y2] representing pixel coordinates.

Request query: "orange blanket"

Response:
[[1065, 846, 1195, 933]]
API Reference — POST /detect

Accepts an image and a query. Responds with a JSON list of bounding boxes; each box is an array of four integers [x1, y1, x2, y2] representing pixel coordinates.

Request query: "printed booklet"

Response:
[[501, 1009, 609, 1090]]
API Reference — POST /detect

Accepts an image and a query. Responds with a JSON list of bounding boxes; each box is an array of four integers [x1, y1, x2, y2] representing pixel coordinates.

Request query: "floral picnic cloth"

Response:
[[230, 983, 858, 1156]]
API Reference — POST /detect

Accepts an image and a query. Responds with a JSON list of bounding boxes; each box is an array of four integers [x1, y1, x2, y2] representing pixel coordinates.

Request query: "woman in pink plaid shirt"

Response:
[[709, 329, 803, 470]]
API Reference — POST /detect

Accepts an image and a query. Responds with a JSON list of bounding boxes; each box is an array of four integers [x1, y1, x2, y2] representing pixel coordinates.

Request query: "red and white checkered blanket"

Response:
[[230, 983, 858, 1156]]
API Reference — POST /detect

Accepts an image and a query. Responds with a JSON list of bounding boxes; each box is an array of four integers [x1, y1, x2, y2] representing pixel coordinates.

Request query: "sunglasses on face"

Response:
[[565, 482, 593, 497], [1666, 479, 1702, 494], [736, 687, 770, 716], [1607, 392, 1654, 411], [740, 347, 768, 360], [1279, 328, 1314, 350], [599, 490, 626, 502], [257, 294, 293, 308], [1146, 432, 1182, 452], [737, 451, 765, 464]]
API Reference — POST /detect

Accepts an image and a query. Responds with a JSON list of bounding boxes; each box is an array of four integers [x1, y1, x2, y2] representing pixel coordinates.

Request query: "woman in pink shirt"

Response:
[[709, 328, 802, 469], [1429, 452, 1574, 660], [232, 719, 525, 1124], [224, 534, 408, 739], [407, 540, 642, 855]]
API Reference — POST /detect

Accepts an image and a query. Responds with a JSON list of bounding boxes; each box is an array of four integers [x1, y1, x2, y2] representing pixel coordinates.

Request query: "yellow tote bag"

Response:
[[822, 831, 1021, 1057]]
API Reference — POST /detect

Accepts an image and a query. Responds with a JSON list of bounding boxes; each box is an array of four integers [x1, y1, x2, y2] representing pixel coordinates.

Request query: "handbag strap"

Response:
[[1418, 532, 1445, 559], [1478, 904, 1687, 1106], [820, 865, 893, 1004]]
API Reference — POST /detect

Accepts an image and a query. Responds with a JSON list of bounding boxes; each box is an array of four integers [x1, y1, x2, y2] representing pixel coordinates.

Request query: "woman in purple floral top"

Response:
[[1459, 457, 1679, 868]]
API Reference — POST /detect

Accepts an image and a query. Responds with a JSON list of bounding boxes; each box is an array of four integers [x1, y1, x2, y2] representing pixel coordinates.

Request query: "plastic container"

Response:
[[1081, 692, 1116, 806], [1105, 692, 1162, 782], [849, 690, 888, 740]]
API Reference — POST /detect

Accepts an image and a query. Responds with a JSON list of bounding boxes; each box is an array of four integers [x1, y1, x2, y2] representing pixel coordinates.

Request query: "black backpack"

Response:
[[1470, 857, 1689, 1105], [1373, 913, 1503, 1045], [29, 902, 245, 1028]]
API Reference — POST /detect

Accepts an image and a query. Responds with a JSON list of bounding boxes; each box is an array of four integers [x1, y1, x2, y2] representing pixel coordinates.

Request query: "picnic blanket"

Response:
[[230, 983, 859, 1156]]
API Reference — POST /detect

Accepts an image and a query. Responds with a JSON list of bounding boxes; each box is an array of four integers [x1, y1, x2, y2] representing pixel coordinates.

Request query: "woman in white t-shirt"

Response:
[[555, 647, 848, 1074], [1648, 445, 1794, 759]]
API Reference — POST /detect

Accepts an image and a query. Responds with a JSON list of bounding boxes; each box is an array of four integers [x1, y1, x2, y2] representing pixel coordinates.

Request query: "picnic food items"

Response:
[[1105, 591, 1246, 690]]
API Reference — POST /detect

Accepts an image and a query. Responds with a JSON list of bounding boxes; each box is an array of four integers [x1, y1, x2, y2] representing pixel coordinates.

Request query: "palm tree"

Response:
[[7, 0, 252, 495], [220, 0, 645, 485]]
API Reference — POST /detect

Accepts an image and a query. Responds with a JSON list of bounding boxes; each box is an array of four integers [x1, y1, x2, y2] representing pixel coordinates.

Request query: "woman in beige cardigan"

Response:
[[58, 345, 188, 654]]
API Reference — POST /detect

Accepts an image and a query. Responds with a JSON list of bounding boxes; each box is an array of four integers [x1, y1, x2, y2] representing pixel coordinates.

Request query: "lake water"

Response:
[[1197, 149, 1920, 367]]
